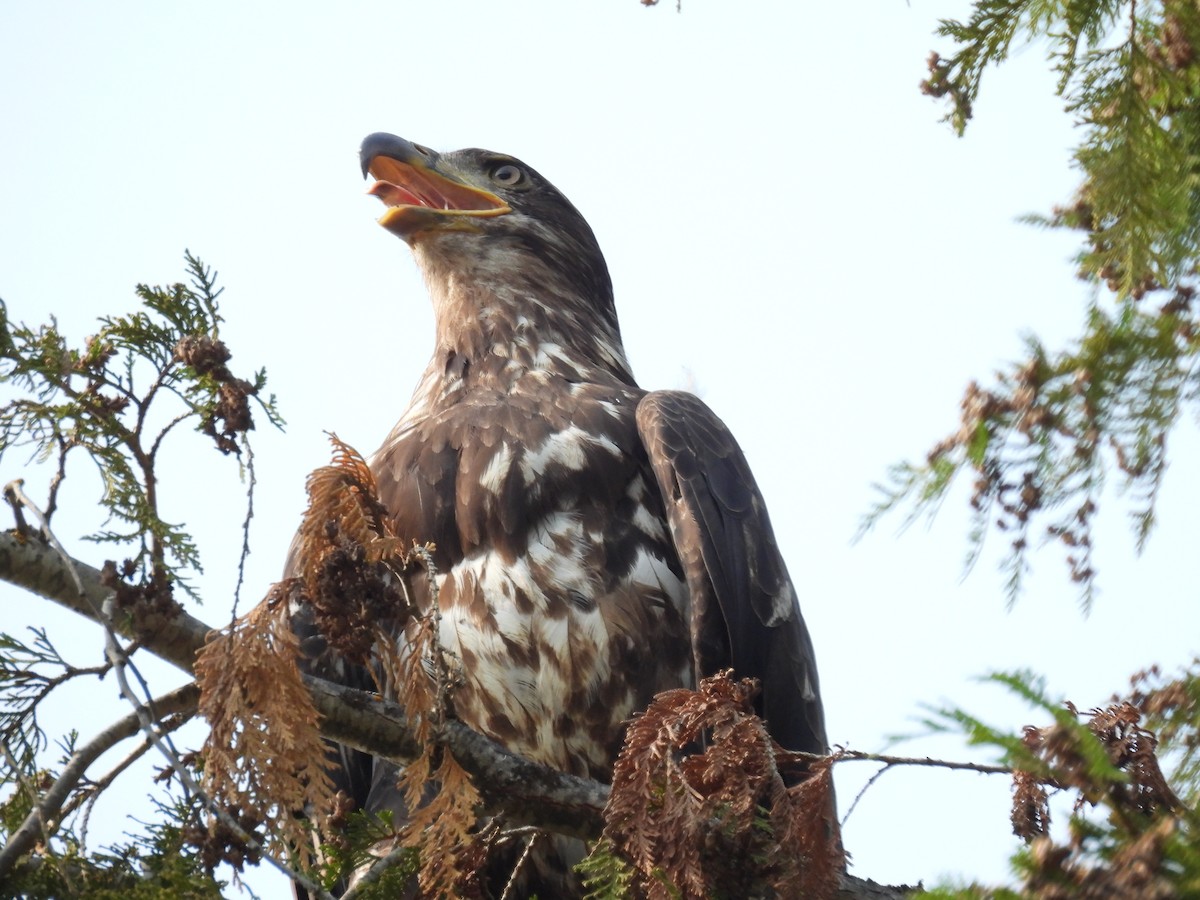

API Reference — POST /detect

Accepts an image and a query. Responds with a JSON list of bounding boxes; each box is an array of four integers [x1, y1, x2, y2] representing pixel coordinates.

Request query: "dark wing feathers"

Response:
[[636, 390, 828, 755]]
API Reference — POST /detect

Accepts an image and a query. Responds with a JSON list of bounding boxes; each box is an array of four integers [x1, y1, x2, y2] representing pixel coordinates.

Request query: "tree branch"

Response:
[[0, 530, 209, 673], [832, 747, 1011, 775], [0, 682, 198, 881], [0, 531, 913, 898], [0, 530, 609, 836]]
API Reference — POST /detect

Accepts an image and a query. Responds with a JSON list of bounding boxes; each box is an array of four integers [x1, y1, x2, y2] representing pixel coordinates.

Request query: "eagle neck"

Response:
[[425, 271, 635, 390]]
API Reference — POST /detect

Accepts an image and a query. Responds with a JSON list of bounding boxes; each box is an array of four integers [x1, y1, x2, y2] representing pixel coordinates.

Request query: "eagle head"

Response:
[[360, 132, 622, 374]]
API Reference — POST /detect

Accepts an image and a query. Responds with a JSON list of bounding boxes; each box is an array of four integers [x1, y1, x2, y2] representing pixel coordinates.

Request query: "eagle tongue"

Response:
[[367, 180, 430, 209]]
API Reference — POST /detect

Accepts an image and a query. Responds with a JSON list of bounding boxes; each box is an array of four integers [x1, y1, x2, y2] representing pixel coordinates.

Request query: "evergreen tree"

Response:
[[3, 3, 1199, 896]]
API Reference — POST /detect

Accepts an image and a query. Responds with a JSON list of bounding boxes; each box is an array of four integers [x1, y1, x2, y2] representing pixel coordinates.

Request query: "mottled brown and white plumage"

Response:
[[299, 133, 829, 895]]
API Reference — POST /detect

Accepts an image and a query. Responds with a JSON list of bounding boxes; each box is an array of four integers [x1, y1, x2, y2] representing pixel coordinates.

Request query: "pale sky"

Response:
[[2, 1, 1195, 895]]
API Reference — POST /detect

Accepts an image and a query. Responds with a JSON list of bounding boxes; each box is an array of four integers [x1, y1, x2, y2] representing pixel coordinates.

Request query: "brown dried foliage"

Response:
[[1083, 701, 1180, 817], [912, 281, 1200, 605], [401, 745, 483, 898], [1012, 701, 1180, 843], [194, 598, 337, 868], [99, 556, 183, 617], [180, 803, 265, 874], [603, 671, 842, 900], [281, 435, 480, 893], [1021, 816, 1182, 900], [287, 435, 413, 671], [930, 355, 1101, 590], [1010, 703, 1183, 881], [384, 556, 481, 899], [1011, 729, 1051, 841], [173, 334, 259, 454], [1145, 5, 1200, 73], [1123, 661, 1200, 759], [1006, 692, 1190, 896]]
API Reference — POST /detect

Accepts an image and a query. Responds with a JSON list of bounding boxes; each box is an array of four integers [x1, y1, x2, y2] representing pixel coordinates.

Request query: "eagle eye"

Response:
[[490, 163, 525, 187]]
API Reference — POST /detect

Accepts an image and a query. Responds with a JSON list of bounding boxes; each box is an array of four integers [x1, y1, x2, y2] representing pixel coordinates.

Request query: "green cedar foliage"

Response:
[[868, 0, 1200, 605], [0, 254, 283, 896], [918, 670, 1200, 897], [860, 292, 1195, 608], [922, 0, 1200, 296], [314, 810, 420, 898], [0, 251, 282, 601], [0, 795, 225, 900], [863, 3, 1200, 896]]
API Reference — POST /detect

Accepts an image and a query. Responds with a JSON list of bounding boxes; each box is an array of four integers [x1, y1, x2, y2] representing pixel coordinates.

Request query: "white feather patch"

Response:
[[520, 426, 589, 482], [478, 442, 514, 495]]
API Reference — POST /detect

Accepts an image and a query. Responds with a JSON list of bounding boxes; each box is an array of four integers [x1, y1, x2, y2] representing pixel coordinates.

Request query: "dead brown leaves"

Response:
[[932, 358, 1103, 588], [400, 743, 483, 897], [290, 438, 479, 894], [386, 557, 481, 899], [1010, 742, 1051, 841], [173, 334, 259, 455], [603, 671, 842, 900], [196, 435, 480, 893], [289, 434, 413, 670], [194, 598, 336, 869], [1011, 701, 1181, 845], [1084, 702, 1180, 817], [1124, 660, 1200, 758], [1009, 695, 1186, 899]]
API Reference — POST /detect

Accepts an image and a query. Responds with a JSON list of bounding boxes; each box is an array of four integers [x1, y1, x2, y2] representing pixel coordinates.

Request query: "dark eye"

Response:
[[491, 164, 524, 187]]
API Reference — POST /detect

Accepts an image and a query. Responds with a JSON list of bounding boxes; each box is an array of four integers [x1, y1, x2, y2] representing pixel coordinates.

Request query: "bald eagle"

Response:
[[297, 133, 830, 896]]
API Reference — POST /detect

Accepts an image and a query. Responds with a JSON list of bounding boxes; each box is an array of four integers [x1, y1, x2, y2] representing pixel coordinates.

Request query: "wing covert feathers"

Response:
[[636, 390, 828, 755]]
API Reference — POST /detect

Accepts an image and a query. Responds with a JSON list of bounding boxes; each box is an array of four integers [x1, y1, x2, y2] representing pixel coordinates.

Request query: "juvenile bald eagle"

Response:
[[300, 133, 829, 895]]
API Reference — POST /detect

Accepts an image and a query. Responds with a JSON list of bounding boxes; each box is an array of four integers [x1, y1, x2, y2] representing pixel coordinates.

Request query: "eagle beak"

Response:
[[360, 132, 510, 240]]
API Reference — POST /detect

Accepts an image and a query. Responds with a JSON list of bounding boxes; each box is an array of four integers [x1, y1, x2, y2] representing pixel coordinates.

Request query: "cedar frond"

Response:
[[1011, 762, 1051, 841], [289, 437, 478, 891], [195, 599, 337, 869], [861, 290, 1199, 609], [295, 433, 400, 578], [401, 752, 482, 897], [902, 1, 1200, 607], [290, 433, 415, 669], [776, 757, 843, 898], [603, 671, 842, 899], [388, 553, 484, 896], [1123, 659, 1200, 807], [933, 669, 1190, 894]]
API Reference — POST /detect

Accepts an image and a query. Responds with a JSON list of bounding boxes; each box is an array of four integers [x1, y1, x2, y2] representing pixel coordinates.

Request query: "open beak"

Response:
[[360, 132, 510, 240]]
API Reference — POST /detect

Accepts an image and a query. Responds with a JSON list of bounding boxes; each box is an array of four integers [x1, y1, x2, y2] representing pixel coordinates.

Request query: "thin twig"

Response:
[[2, 486, 336, 900], [97, 622, 188, 792], [0, 683, 198, 880], [5, 481, 74, 573], [72, 709, 193, 848], [4, 479, 30, 535], [841, 764, 896, 827], [232, 440, 255, 619], [7, 653, 114, 737], [829, 747, 1012, 776], [339, 843, 413, 900], [500, 829, 543, 900], [826, 747, 1012, 827], [145, 408, 195, 467], [43, 434, 71, 521]]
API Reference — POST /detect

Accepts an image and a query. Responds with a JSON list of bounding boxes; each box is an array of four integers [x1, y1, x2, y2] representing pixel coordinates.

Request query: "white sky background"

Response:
[[1, 0, 1196, 895]]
